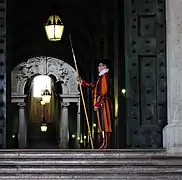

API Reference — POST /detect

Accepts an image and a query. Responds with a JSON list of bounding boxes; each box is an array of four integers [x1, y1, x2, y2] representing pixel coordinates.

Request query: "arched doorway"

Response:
[[27, 75, 58, 148], [10, 56, 80, 149]]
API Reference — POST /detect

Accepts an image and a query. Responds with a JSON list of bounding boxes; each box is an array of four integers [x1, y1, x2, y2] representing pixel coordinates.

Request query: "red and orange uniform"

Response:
[[81, 69, 112, 148]]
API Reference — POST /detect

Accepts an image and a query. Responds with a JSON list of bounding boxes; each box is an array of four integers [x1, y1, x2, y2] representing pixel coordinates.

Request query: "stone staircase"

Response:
[[0, 149, 181, 179]]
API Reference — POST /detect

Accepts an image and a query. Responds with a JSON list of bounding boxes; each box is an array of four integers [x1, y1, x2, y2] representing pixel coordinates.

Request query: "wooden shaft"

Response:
[[69, 34, 94, 149]]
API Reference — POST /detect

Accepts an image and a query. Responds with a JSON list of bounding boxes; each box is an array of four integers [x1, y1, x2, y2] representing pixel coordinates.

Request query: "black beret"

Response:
[[98, 58, 110, 66]]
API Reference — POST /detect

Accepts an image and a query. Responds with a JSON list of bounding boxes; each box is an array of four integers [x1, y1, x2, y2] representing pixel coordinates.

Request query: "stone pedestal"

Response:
[[163, 124, 182, 153], [18, 102, 27, 148], [163, 0, 182, 153]]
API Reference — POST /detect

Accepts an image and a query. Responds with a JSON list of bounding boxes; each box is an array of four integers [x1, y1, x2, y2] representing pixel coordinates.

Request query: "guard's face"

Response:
[[98, 63, 106, 72]]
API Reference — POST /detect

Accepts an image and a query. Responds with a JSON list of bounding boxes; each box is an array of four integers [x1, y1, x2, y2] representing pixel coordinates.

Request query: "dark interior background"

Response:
[[6, 0, 126, 148]]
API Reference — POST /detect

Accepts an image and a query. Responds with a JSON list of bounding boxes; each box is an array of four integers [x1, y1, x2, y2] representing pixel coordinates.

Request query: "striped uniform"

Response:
[[82, 71, 112, 133]]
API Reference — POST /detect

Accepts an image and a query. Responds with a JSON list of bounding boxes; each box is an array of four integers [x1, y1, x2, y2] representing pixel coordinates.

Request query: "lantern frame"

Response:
[[41, 89, 51, 103], [44, 14, 64, 41]]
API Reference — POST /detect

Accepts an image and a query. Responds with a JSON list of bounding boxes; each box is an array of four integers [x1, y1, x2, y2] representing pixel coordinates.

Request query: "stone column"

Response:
[[59, 102, 69, 148], [77, 101, 80, 138], [18, 102, 27, 148], [76, 101, 81, 148], [163, 0, 182, 153]]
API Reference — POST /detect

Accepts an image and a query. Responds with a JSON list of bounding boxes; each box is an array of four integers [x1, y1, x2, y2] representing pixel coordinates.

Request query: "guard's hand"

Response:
[[76, 76, 82, 83], [94, 102, 101, 111], [94, 106, 99, 111]]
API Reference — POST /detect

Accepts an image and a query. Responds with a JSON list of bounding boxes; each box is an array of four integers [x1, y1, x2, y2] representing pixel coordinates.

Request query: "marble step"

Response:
[[0, 174, 180, 180], [0, 166, 182, 174], [0, 149, 167, 159], [0, 149, 181, 179], [0, 158, 182, 166], [0, 149, 164, 152]]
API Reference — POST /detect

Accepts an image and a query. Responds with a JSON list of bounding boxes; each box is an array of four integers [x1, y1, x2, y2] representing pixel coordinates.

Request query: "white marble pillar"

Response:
[[59, 102, 69, 148], [18, 102, 27, 148], [163, 0, 182, 153]]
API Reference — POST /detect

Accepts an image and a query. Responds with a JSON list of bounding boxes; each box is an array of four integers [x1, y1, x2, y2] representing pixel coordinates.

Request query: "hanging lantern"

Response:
[[42, 89, 51, 103], [40, 100, 46, 105], [40, 123, 47, 132], [44, 15, 64, 41]]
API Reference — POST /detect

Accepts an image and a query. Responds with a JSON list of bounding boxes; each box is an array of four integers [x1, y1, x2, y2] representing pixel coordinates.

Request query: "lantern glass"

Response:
[[40, 100, 46, 105], [42, 89, 51, 103], [45, 25, 64, 41], [42, 94, 51, 103], [40, 123, 47, 132]]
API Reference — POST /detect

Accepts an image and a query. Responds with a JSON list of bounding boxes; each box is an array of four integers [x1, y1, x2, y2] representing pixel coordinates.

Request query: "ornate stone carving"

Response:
[[61, 102, 70, 107], [17, 102, 26, 107], [47, 58, 72, 85], [11, 56, 79, 95]]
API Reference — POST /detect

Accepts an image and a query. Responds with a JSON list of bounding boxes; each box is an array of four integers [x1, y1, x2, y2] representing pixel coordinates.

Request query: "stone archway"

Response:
[[11, 56, 79, 96], [11, 56, 80, 148]]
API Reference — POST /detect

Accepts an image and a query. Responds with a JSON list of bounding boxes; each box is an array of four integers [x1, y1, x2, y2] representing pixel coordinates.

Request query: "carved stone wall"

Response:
[[0, 0, 6, 148], [11, 56, 79, 96]]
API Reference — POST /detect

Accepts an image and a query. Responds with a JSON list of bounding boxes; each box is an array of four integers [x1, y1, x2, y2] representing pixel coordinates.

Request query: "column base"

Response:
[[163, 124, 182, 154]]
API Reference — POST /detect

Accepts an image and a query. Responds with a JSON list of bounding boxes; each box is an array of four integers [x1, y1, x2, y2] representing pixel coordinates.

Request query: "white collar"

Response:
[[99, 68, 109, 76]]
